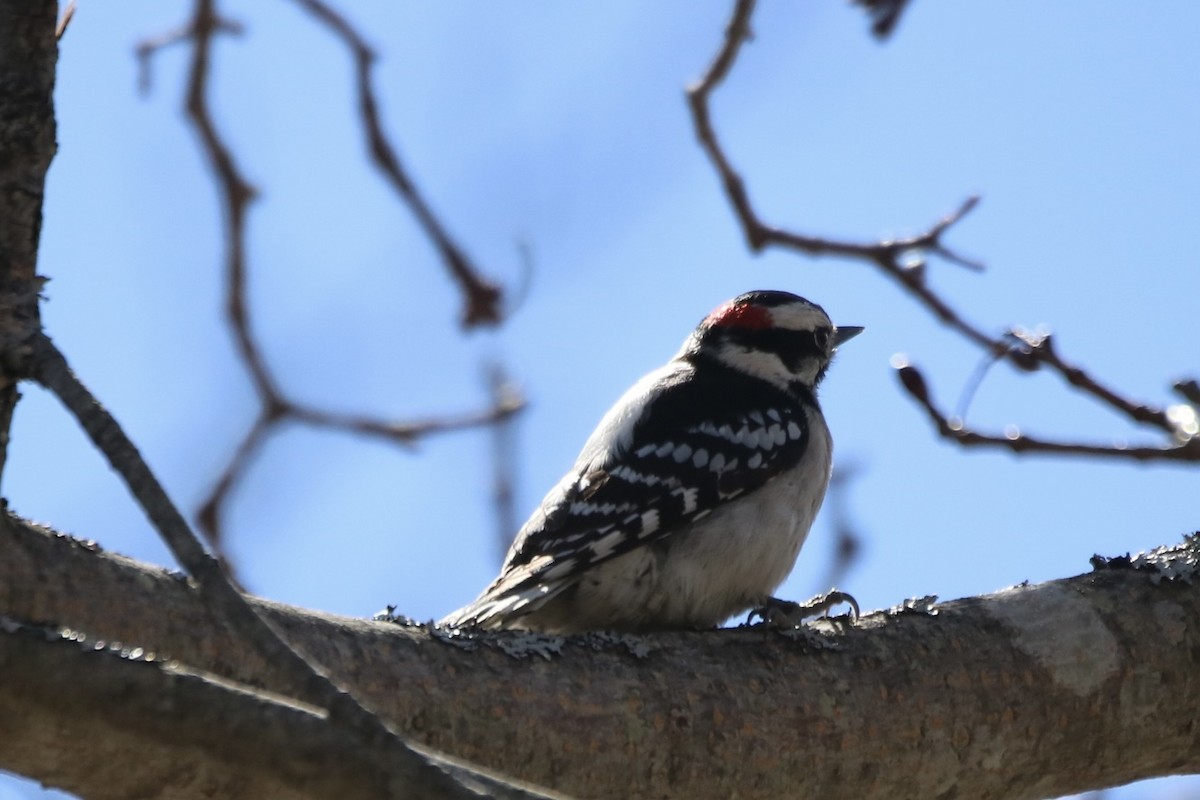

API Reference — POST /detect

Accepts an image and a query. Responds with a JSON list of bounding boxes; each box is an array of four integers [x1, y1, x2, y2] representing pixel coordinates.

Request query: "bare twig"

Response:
[[1175, 378, 1200, 406], [137, 0, 526, 544], [851, 0, 915, 40], [1010, 329, 1176, 434], [896, 360, 1200, 462], [690, 0, 1195, 464], [819, 463, 865, 592], [135, 14, 243, 95], [195, 413, 273, 561], [55, 0, 76, 40], [181, 1, 274, 404], [293, 400, 522, 444], [485, 364, 522, 564], [288, 0, 504, 327], [687, 1, 990, 348]]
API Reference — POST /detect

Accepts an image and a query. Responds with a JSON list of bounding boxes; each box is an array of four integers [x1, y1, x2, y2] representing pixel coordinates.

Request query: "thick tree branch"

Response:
[[26, 333, 531, 798], [0, 0, 55, 486], [4, 514, 1198, 800], [0, 616, 557, 800]]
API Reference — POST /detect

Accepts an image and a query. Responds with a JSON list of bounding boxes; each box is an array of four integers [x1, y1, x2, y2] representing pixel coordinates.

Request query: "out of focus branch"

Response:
[[851, 0, 914, 39], [819, 463, 865, 592], [486, 364, 522, 564], [138, 0, 524, 546], [288, 0, 504, 327], [687, 1, 988, 344], [896, 361, 1200, 462], [690, 0, 1197, 465], [134, 12, 243, 95]]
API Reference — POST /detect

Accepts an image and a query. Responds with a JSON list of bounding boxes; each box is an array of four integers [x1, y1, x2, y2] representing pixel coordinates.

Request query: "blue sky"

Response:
[[6, 3, 1199, 798]]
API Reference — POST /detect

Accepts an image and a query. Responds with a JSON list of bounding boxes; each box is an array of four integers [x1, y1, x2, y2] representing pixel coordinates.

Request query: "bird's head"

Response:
[[682, 290, 862, 393]]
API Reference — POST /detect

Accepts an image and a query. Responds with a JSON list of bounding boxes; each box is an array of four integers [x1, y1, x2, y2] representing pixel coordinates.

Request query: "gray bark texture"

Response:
[[0, 0, 54, 481], [3, 514, 1199, 800]]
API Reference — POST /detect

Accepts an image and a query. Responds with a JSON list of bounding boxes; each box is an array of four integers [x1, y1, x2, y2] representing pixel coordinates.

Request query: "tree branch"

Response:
[[896, 361, 1200, 462], [689, 0, 1197, 465], [0, 615, 557, 800], [4, 514, 1198, 800], [26, 333, 514, 799], [288, 0, 504, 327], [137, 0, 524, 545], [0, 0, 56, 486]]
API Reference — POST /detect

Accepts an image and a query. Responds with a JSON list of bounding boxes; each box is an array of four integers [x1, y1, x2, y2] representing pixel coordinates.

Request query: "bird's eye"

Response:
[[814, 329, 831, 352]]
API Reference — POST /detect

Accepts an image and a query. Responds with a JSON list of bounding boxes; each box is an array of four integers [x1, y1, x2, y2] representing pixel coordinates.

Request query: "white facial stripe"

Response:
[[766, 301, 833, 333], [713, 342, 794, 388]]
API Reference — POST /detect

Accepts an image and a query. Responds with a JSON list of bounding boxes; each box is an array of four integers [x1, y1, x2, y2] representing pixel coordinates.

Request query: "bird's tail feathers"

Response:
[[438, 577, 570, 631]]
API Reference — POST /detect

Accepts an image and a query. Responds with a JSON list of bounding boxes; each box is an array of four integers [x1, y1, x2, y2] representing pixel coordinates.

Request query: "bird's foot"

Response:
[[747, 589, 860, 629]]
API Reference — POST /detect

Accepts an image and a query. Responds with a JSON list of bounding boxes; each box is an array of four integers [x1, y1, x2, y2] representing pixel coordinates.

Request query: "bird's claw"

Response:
[[747, 589, 860, 629]]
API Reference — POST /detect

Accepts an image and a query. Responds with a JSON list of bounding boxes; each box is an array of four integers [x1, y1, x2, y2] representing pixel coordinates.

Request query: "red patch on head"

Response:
[[705, 300, 772, 330]]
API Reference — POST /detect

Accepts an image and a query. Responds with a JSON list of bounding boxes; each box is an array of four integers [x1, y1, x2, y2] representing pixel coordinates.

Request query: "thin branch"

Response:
[[135, 14, 243, 96], [1012, 329, 1175, 434], [851, 0, 915, 40], [896, 360, 1200, 462], [819, 462, 865, 593], [1175, 378, 1200, 406], [27, 332, 486, 798], [293, 396, 523, 445], [54, 0, 76, 40], [689, 0, 1194, 464], [686, 1, 990, 350], [196, 413, 272, 548], [137, 0, 527, 543], [485, 364, 521, 564], [182, 0, 276, 405], [288, 0, 504, 327]]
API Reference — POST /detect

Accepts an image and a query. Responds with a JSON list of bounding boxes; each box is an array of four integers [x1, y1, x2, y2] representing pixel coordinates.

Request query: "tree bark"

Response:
[[3, 513, 1198, 800], [0, 0, 55, 486]]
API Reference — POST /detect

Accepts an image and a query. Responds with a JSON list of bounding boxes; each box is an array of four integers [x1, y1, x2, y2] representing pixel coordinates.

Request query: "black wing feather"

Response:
[[496, 358, 812, 595]]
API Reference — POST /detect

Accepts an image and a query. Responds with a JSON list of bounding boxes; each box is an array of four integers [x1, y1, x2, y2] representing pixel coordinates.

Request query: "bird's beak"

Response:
[[833, 326, 864, 347]]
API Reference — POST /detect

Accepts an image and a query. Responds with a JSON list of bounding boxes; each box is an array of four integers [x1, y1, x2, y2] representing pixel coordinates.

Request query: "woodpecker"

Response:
[[442, 290, 861, 633]]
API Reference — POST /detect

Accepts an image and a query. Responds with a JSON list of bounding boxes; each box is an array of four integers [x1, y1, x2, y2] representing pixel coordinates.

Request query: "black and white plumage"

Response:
[[441, 290, 862, 633]]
